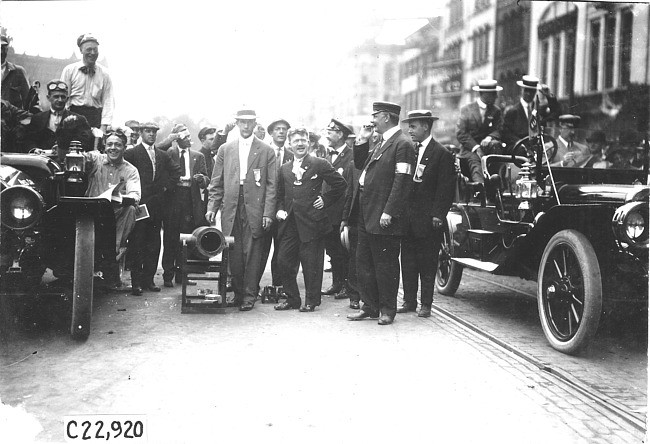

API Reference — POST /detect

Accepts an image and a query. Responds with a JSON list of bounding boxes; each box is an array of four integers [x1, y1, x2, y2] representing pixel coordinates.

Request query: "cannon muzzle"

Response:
[[179, 226, 233, 259]]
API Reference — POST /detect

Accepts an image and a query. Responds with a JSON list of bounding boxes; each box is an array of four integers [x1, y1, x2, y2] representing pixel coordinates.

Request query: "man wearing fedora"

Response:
[[347, 101, 415, 325], [162, 123, 210, 287], [502, 75, 560, 153], [321, 118, 355, 299], [456, 79, 503, 183], [23, 80, 93, 152], [549, 114, 590, 167], [60, 33, 114, 131], [397, 110, 456, 318], [125, 121, 182, 295], [259, 118, 293, 295], [205, 108, 277, 311]]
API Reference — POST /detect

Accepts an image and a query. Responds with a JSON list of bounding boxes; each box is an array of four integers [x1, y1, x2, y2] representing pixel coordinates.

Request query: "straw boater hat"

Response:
[[234, 108, 257, 120], [517, 75, 540, 90], [472, 79, 503, 92]]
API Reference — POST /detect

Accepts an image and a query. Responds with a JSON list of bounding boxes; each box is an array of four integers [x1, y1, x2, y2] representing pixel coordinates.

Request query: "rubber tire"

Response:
[[70, 215, 95, 340], [435, 224, 463, 296], [537, 230, 602, 355]]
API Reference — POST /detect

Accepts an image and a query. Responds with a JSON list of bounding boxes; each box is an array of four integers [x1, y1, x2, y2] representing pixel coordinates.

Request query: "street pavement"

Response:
[[0, 266, 647, 444]]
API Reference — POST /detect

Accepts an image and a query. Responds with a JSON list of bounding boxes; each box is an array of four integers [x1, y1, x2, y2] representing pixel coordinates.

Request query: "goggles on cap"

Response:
[[327, 122, 342, 132], [47, 81, 68, 92], [104, 128, 128, 143]]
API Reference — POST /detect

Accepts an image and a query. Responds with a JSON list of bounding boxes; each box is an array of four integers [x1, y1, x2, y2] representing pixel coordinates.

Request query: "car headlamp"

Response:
[[1, 185, 45, 230], [612, 201, 648, 249]]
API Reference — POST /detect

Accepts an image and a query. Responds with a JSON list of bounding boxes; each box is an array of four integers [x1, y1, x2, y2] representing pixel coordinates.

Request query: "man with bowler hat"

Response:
[[162, 123, 210, 287], [321, 118, 355, 299], [397, 110, 456, 318], [60, 33, 114, 131], [346, 101, 415, 325], [205, 108, 277, 311], [124, 121, 181, 295], [273, 126, 346, 312], [456, 79, 503, 183]]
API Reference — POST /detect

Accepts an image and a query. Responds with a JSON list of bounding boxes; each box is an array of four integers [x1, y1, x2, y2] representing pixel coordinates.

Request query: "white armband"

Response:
[[395, 162, 413, 175]]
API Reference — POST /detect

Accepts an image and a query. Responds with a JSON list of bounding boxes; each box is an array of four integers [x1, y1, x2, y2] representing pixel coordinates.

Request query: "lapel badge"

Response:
[[253, 168, 261, 187]]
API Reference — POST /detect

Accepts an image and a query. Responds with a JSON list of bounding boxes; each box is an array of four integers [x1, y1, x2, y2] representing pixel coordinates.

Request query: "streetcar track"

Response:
[[414, 271, 648, 433]]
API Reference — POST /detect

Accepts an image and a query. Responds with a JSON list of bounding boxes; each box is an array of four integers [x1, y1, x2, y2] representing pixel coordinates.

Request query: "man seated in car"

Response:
[[582, 131, 610, 169], [549, 114, 590, 167]]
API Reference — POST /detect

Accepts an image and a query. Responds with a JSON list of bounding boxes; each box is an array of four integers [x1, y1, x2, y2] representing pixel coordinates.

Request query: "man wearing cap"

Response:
[[162, 124, 210, 287], [124, 121, 182, 295], [60, 33, 114, 131], [273, 126, 346, 312], [583, 131, 610, 169], [398, 110, 455, 317], [321, 118, 355, 298], [1, 35, 31, 111], [205, 109, 277, 311], [549, 115, 589, 167], [502, 75, 560, 153], [346, 101, 415, 325], [259, 118, 294, 293], [125, 120, 141, 148], [23, 80, 93, 153], [456, 79, 503, 183]]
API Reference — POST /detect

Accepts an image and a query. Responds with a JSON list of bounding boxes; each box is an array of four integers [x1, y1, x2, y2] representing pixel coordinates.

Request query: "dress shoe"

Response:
[[418, 306, 432, 318], [378, 314, 395, 325], [299, 305, 316, 312], [349, 301, 360, 310], [334, 288, 348, 300], [131, 286, 143, 296], [163, 280, 174, 288], [347, 310, 379, 321], [145, 284, 161, 292], [239, 301, 254, 311], [321, 283, 343, 295], [274, 301, 298, 311], [396, 303, 417, 314]]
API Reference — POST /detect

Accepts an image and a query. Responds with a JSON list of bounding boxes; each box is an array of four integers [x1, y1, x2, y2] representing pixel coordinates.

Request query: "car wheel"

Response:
[[70, 215, 94, 340], [538, 229, 602, 354], [435, 224, 463, 296]]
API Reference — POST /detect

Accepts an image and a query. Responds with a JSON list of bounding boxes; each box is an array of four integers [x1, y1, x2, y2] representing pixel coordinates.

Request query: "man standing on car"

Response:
[[397, 110, 456, 318], [124, 121, 181, 295], [347, 101, 415, 325], [1, 35, 31, 111], [456, 79, 503, 183], [273, 126, 346, 312], [162, 123, 209, 287], [205, 108, 277, 312]]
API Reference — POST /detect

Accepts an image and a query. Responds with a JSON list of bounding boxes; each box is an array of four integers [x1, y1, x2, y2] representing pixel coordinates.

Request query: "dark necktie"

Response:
[[415, 142, 422, 154], [79, 65, 96, 76], [180, 149, 187, 177], [484, 105, 493, 124]]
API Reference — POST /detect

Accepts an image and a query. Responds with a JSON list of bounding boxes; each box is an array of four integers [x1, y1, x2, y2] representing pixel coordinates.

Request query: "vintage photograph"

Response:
[[1, 0, 648, 442]]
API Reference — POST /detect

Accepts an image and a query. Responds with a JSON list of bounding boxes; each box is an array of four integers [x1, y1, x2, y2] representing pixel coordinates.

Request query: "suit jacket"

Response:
[[407, 139, 456, 238], [456, 102, 502, 157], [167, 146, 209, 226], [502, 96, 561, 151], [550, 137, 590, 167], [23, 109, 92, 152], [277, 155, 346, 243], [207, 137, 277, 239], [323, 146, 354, 225], [124, 143, 181, 222], [350, 128, 415, 235], [1, 61, 30, 110]]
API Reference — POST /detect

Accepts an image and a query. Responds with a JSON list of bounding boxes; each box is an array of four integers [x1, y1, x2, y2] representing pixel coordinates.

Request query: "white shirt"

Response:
[[48, 110, 64, 133], [292, 156, 304, 180], [60, 61, 114, 126], [359, 125, 400, 186], [141, 142, 156, 176], [238, 134, 254, 182], [416, 135, 432, 165], [271, 142, 285, 164], [331, 144, 346, 164], [178, 148, 191, 180], [476, 98, 488, 120], [521, 98, 533, 119]]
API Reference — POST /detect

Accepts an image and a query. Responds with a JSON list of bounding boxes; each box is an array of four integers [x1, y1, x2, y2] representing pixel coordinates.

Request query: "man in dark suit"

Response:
[[1, 35, 30, 110], [273, 126, 346, 312], [259, 118, 293, 294], [456, 79, 503, 183], [397, 110, 456, 318], [23, 80, 93, 152], [198, 126, 219, 212], [124, 121, 181, 295], [162, 123, 210, 287], [340, 154, 362, 310], [346, 101, 415, 325], [502, 75, 561, 154], [321, 118, 354, 298], [205, 108, 277, 312]]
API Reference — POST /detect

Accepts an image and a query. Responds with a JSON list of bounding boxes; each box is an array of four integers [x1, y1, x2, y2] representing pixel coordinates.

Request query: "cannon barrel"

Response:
[[179, 226, 233, 259]]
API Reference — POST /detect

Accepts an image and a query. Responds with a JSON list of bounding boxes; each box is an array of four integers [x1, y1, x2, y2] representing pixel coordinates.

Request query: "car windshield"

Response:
[[543, 127, 647, 172]]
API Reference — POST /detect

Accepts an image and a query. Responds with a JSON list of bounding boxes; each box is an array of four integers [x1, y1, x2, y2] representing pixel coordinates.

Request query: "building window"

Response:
[[475, 0, 490, 13], [586, 5, 635, 92], [471, 27, 490, 66], [449, 0, 463, 27], [538, 2, 577, 98]]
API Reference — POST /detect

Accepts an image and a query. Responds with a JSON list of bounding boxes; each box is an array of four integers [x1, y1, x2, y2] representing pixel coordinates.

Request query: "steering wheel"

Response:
[[512, 134, 558, 166]]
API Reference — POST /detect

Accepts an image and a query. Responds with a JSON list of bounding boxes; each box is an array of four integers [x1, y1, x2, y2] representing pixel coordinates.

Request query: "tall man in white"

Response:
[[205, 109, 277, 311]]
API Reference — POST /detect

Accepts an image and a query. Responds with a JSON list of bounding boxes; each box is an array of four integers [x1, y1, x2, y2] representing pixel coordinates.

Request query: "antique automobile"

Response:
[[436, 127, 648, 354], [0, 144, 116, 340]]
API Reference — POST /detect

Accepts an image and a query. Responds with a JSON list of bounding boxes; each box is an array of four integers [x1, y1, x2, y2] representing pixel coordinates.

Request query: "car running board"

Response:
[[452, 257, 499, 272]]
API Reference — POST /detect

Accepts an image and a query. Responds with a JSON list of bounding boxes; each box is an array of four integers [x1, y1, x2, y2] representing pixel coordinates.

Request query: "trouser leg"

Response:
[[400, 233, 419, 307], [277, 215, 301, 308], [301, 236, 325, 306]]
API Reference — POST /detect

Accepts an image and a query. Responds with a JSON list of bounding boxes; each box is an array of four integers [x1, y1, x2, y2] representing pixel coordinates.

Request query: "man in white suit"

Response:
[[205, 108, 277, 311]]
